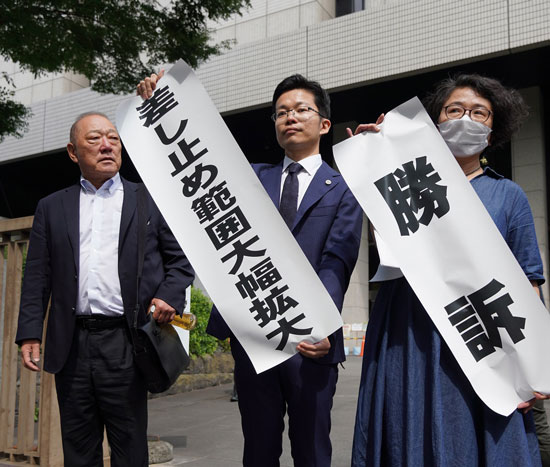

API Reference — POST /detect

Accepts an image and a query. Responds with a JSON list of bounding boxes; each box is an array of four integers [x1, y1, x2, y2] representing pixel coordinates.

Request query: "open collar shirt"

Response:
[[76, 173, 125, 316]]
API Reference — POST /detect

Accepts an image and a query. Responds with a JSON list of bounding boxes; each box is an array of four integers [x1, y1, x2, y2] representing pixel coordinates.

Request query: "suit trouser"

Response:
[[231, 338, 338, 467], [55, 321, 148, 467]]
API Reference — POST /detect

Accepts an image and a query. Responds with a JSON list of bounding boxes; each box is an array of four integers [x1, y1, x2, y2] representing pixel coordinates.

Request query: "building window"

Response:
[[336, 0, 364, 17]]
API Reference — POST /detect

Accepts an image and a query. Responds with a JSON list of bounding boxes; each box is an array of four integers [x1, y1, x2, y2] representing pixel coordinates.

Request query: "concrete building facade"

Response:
[[0, 0, 548, 335]]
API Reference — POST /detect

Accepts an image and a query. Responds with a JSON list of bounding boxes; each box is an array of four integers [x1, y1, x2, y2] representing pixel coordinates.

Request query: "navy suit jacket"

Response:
[[207, 160, 363, 364], [16, 177, 194, 374]]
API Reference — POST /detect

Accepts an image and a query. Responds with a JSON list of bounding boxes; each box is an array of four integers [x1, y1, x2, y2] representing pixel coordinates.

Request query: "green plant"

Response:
[[189, 286, 218, 357], [0, 0, 251, 142], [218, 337, 231, 353]]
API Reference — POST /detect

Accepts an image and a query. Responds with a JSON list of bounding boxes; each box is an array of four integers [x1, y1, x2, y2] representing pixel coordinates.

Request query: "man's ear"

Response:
[[320, 118, 331, 136], [67, 143, 79, 164]]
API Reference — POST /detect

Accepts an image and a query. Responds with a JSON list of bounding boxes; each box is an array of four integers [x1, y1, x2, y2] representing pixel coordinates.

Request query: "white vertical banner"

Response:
[[116, 60, 342, 374], [333, 97, 550, 416]]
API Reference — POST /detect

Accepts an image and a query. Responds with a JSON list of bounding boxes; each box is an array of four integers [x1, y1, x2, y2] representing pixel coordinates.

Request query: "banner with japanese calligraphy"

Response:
[[116, 60, 343, 373], [333, 97, 550, 416]]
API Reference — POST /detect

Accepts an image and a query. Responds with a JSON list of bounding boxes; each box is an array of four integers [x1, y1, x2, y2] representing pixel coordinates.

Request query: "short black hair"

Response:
[[423, 74, 528, 150], [272, 74, 331, 120]]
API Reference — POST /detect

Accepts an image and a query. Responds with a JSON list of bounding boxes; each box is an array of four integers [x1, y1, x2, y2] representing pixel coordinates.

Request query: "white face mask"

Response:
[[438, 116, 492, 157]]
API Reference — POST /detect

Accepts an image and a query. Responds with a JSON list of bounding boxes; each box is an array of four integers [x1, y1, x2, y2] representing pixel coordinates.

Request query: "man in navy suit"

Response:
[[16, 112, 194, 467], [210, 75, 363, 466]]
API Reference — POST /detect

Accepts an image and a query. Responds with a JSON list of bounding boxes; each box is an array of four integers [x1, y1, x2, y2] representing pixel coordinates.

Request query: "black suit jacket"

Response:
[[16, 177, 194, 374]]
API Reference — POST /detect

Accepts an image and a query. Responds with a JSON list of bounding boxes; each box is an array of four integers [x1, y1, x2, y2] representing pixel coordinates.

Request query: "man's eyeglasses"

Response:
[[443, 104, 492, 123], [271, 106, 326, 122]]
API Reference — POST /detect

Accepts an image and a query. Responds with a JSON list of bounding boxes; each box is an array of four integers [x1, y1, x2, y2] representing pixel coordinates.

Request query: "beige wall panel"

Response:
[[267, 7, 301, 36], [509, 0, 550, 49], [236, 17, 268, 44]]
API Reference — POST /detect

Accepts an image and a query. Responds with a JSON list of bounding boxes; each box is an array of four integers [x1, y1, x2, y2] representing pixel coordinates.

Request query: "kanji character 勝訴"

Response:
[[445, 279, 526, 362], [375, 156, 450, 236]]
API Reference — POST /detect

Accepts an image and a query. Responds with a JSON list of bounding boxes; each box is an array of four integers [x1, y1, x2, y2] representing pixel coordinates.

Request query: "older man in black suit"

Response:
[[16, 112, 194, 467]]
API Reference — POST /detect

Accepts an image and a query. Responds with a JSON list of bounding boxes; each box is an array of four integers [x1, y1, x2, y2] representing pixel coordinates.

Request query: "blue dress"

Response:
[[352, 168, 546, 467]]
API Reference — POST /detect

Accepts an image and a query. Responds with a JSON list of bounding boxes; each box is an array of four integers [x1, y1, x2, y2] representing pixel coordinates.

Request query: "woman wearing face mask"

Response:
[[351, 74, 547, 467]]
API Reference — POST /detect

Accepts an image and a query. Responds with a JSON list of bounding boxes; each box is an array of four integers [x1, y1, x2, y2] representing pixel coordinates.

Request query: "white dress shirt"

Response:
[[280, 154, 322, 207], [77, 173, 125, 316]]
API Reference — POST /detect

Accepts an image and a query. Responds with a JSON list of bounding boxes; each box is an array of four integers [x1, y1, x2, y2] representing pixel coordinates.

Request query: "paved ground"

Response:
[[148, 355, 363, 467], [147, 355, 550, 466]]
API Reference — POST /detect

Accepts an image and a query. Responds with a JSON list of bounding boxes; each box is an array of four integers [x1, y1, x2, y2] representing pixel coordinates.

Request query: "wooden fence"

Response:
[[0, 217, 109, 466]]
